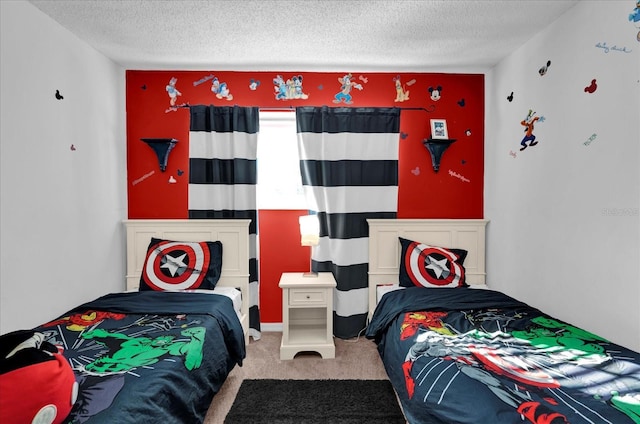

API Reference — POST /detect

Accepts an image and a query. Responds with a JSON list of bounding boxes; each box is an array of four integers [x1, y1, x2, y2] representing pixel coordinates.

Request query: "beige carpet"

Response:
[[204, 331, 391, 423]]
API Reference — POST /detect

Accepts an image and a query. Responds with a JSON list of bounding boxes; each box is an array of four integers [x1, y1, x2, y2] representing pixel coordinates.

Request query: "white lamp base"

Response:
[[302, 271, 318, 278]]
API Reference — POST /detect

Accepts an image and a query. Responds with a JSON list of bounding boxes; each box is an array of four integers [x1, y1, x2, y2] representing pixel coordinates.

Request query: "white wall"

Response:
[[2, 0, 638, 352], [0, 1, 127, 333], [486, 1, 640, 351]]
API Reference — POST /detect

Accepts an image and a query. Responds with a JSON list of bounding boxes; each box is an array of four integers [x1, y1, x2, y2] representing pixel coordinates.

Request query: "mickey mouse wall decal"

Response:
[[55, 90, 64, 100], [538, 60, 551, 76], [249, 79, 260, 90], [428, 86, 442, 101], [507, 92, 514, 102], [584, 79, 598, 93]]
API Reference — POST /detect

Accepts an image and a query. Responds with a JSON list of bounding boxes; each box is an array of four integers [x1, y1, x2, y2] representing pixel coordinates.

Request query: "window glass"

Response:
[[257, 111, 307, 209]]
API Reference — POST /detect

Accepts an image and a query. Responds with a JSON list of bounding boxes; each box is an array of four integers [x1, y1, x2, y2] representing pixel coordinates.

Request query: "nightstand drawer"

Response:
[[289, 288, 326, 305]]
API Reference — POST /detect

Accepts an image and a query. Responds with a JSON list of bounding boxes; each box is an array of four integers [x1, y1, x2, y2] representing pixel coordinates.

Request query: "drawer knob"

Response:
[[306, 295, 310, 299]]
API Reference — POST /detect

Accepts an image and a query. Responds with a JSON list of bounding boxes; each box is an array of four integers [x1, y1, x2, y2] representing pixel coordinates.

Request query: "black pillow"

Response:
[[139, 238, 223, 291], [398, 237, 468, 288]]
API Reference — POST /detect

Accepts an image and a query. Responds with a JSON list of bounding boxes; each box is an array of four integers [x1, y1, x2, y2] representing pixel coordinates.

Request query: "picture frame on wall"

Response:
[[430, 119, 448, 139]]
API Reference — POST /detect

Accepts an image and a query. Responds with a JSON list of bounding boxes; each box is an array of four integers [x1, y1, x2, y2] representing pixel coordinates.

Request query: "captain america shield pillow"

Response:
[[398, 237, 468, 288], [139, 238, 223, 291]]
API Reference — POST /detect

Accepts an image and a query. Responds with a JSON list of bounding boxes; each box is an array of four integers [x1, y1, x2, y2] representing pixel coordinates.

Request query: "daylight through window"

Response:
[[257, 111, 307, 210]]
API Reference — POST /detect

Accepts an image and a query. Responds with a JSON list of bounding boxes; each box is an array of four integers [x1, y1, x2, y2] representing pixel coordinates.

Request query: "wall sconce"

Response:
[[141, 138, 178, 172], [422, 138, 456, 173], [299, 214, 320, 278]]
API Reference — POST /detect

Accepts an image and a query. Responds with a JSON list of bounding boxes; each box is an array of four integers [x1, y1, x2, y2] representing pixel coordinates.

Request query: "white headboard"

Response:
[[123, 219, 250, 344], [367, 219, 489, 320]]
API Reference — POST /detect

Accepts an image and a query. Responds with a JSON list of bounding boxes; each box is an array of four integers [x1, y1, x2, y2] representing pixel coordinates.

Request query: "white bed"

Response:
[[367, 218, 489, 321], [365, 218, 640, 424], [123, 219, 251, 345]]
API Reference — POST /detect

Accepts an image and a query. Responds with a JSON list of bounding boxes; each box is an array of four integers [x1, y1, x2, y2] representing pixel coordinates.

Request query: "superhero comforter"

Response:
[[366, 287, 640, 424], [33, 291, 245, 423]]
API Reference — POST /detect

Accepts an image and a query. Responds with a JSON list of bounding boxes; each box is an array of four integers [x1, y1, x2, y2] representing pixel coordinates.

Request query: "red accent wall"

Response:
[[126, 70, 484, 322], [258, 210, 312, 323]]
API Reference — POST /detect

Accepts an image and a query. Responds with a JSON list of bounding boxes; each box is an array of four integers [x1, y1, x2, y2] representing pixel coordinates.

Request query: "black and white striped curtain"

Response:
[[296, 106, 400, 338], [189, 105, 261, 340]]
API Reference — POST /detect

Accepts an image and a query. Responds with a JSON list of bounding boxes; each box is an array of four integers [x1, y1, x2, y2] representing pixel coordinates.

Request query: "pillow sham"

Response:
[[139, 238, 223, 291], [398, 237, 468, 288]]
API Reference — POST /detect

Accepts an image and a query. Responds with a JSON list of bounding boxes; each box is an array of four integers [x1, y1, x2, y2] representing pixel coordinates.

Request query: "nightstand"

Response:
[[279, 272, 337, 360]]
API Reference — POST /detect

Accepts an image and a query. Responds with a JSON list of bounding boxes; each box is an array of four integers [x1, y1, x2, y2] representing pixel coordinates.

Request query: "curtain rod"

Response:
[[258, 106, 437, 112], [175, 104, 291, 111], [176, 104, 435, 113]]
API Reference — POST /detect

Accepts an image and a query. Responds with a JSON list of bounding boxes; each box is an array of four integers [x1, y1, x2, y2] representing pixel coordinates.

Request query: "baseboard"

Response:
[[260, 322, 283, 332]]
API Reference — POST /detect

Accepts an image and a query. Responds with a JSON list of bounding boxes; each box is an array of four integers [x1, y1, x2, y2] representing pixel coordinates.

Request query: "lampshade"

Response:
[[299, 215, 320, 246]]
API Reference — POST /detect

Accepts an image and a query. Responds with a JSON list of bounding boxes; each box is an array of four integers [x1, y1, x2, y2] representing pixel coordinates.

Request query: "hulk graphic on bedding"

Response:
[[400, 310, 640, 424], [39, 312, 208, 423], [510, 316, 608, 357], [81, 326, 205, 374]]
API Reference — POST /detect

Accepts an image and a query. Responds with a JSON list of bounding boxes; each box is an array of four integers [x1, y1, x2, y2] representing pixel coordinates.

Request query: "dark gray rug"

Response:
[[224, 379, 406, 424]]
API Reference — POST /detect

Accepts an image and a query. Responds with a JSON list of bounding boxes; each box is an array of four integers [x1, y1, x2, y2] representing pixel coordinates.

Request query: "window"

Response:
[[256, 111, 307, 210]]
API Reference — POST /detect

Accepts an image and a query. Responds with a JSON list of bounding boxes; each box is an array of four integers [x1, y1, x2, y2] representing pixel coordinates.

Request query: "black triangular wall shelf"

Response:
[[141, 138, 178, 172], [422, 138, 457, 172]]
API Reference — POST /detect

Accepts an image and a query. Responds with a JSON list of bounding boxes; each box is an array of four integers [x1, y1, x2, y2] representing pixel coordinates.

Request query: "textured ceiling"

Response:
[[28, 0, 580, 71]]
